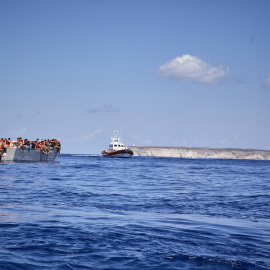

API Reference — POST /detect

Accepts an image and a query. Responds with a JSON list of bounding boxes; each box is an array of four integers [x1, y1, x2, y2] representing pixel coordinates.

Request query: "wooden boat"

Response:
[[1, 148, 58, 162]]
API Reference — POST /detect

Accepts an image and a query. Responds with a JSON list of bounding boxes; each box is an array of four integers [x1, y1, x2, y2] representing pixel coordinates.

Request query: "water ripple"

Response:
[[0, 156, 269, 269]]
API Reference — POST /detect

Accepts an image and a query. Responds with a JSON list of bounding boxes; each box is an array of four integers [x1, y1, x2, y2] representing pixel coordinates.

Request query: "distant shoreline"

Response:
[[128, 146, 270, 160]]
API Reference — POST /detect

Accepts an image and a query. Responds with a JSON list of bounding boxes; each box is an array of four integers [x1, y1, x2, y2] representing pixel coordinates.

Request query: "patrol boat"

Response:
[[102, 130, 133, 158]]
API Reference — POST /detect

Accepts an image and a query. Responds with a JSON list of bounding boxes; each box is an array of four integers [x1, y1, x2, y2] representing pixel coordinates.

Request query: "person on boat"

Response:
[[31, 141, 36, 149], [3, 139, 10, 149], [35, 139, 41, 149], [40, 141, 50, 154], [8, 138, 14, 148], [45, 140, 50, 148], [0, 139, 5, 157], [16, 138, 24, 148], [2, 139, 7, 154], [50, 139, 56, 148], [24, 139, 30, 148], [55, 139, 61, 155]]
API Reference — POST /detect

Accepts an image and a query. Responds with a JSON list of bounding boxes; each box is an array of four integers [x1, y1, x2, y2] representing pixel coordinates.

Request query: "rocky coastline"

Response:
[[128, 146, 270, 160]]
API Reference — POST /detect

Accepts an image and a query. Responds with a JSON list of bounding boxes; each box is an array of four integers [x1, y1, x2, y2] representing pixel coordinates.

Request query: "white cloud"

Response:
[[82, 128, 103, 142], [263, 72, 270, 88], [68, 128, 103, 143], [156, 54, 229, 84]]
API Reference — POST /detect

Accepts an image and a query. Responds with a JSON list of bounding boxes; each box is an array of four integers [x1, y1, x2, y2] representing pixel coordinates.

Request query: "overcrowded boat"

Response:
[[102, 130, 133, 158], [0, 138, 60, 162]]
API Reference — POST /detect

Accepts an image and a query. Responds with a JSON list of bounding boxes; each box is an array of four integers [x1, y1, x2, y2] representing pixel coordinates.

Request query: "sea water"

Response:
[[0, 155, 269, 270]]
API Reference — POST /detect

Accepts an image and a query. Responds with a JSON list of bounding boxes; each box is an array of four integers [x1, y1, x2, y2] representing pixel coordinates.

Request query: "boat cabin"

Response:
[[108, 130, 126, 150]]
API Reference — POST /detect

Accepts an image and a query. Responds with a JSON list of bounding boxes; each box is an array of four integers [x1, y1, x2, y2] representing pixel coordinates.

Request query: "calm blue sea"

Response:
[[0, 155, 269, 270]]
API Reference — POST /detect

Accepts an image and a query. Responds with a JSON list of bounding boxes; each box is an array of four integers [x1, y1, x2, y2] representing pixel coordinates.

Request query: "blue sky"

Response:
[[1, 0, 270, 154]]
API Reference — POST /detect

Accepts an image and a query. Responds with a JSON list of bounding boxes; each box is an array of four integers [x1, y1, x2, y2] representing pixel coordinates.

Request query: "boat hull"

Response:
[[102, 149, 133, 158], [1, 148, 58, 162]]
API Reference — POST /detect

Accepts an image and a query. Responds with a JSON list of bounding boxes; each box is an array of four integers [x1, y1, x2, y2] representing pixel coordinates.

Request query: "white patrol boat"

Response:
[[102, 130, 133, 158]]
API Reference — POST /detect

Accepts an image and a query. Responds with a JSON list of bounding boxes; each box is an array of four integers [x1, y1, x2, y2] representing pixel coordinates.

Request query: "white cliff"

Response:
[[128, 146, 270, 160]]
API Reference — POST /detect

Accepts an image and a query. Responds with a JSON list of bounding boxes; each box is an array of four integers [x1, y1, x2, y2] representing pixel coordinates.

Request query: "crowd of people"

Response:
[[0, 138, 61, 157]]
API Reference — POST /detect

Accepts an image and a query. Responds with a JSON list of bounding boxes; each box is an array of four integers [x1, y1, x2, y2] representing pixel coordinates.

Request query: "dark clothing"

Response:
[[24, 141, 30, 147]]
